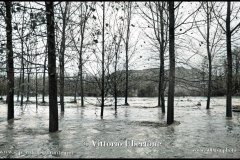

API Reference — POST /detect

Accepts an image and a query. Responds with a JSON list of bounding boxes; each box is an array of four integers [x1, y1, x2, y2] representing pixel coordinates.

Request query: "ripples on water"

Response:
[[0, 96, 240, 158]]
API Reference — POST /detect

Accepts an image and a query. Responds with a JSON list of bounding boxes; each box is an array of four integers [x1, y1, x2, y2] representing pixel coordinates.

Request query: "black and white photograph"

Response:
[[0, 1, 240, 159]]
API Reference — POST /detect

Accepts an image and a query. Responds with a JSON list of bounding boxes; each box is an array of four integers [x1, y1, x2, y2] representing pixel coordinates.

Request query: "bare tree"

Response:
[[42, 48, 47, 103], [101, 1, 105, 118], [70, 2, 94, 106], [78, 2, 86, 107], [20, 5, 26, 106], [226, 1, 232, 117], [46, 1, 58, 132], [213, 1, 240, 117], [205, 2, 212, 110], [195, 2, 224, 109], [5, 1, 14, 120], [167, 1, 175, 125], [232, 48, 240, 94], [140, 2, 168, 112], [158, 2, 166, 112], [110, 5, 124, 112], [58, 2, 69, 112], [124, 2, 132, 106], [13, 2, 27, 106]]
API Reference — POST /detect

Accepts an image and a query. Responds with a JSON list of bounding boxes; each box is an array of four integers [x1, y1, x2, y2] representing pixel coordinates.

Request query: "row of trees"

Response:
[[0, 1, 140, 132], [1, 2, 240, 132]]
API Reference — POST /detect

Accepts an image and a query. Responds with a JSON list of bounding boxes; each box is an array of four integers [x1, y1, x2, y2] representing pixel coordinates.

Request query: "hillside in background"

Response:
[[125, 67, 204, 97], [0, 66, 226, 98]]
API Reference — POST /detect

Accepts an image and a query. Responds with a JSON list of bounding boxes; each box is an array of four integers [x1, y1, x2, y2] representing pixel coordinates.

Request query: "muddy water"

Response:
[[0, 96, 240, 158]]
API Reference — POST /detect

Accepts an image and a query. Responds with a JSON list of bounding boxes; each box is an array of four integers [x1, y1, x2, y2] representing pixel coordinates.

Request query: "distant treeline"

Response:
[[1, 66, 239, 98]]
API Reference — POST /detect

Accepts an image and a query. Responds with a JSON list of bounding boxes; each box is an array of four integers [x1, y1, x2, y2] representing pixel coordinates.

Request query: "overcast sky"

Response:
[[1, 2, 240, 77]]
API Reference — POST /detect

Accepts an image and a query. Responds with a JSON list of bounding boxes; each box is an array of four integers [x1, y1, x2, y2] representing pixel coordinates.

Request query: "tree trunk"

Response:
[[17, 73, 21, 102], [59, 41, 65, 111], [235, 53, 239, 93], [160, 2, 165, 113], [59, 2, 69, 112], [114, 33, 122, 112], [167, 1, 175, 125], [101, 2, 105, 118], [5, 1, 14, 120], [79, 3, 86, 107], [207, 59, 212, 109], [79, 49, 84, 107], [20, 63, 24, 106], [158, 75, 161, 106], [27, 72, 30, 102], [42, 55, 46, 103], [20, 6, 25, 107], [125, 2, 131, 106], [226, 1, 232, 118], [35, 65, 38, 109], [74, 72, 79, 103], [20, 29, 24, 106], [206, 2, 211, 110], [114, 58, 117, 112], [46, 1, 58, 132]]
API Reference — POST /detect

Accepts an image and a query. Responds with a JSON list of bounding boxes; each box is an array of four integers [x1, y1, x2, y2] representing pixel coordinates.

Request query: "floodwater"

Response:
[[0, 96, 240, 158]]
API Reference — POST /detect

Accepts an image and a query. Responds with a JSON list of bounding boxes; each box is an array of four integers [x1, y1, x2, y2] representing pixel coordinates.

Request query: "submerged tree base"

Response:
[[125, 103, 130, 106], [232, 105, 240, 112]]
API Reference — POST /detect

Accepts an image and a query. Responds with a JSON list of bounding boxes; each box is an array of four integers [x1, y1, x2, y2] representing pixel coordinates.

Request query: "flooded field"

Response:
[[0, 96, 240, 158]]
